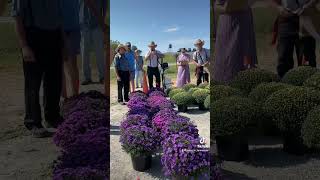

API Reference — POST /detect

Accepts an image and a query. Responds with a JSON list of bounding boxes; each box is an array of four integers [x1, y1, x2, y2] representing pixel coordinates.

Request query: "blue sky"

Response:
[[110, 0, 210, 54]]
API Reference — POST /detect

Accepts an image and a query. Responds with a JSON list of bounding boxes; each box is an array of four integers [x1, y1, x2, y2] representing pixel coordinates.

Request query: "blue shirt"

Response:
[[61, 0, 80, 31], [11, 0, 62, 30], [79, 0, 107, 29], [114, 54, 130, 71], [135, 56, 144, 71], [125, 50, 136, 71]]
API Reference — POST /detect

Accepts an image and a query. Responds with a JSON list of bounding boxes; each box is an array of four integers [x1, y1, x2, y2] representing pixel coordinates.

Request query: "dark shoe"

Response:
[[30, 127, 52, 138], [81, 80, 92, 85], [99, 78, 104, 84], [44, 117, 64, 130]]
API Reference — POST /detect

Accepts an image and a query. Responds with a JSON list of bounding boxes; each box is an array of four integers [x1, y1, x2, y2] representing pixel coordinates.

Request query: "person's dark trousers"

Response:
[[276, 15, 299, 78], [23, 28, 63, 130], [196, 66, 209, 86], [147, 67, 161, 88], [117, 70, 130, 102], [298, 36, 317, 67]]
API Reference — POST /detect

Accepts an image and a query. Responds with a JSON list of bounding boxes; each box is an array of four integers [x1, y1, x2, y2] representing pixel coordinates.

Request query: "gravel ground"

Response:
[[110, 85, 210, 180]]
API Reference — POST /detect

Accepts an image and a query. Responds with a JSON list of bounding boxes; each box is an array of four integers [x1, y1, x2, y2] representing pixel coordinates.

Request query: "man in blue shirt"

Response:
[[11, 0, 64, 137], [114, 44, 130, 104], [125, 42, 136, 92], [80, 0, 107, 85]]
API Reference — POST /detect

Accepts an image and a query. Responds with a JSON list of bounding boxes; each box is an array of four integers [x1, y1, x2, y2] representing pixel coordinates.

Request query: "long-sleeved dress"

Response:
[[176, 53, 191, 88], [213, 0, 258, 84]]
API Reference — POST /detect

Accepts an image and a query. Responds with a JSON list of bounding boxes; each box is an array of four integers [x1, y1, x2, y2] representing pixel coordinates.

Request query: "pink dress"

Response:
[[176, 53, 191, 87]]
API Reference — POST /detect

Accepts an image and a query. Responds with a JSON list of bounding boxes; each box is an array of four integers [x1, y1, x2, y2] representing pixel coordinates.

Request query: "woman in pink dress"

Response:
[[176, 48, 191, 87]]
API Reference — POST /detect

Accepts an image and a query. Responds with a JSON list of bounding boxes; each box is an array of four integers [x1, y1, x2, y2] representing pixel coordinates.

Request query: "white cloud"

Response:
[[164, 26, 180, 33]]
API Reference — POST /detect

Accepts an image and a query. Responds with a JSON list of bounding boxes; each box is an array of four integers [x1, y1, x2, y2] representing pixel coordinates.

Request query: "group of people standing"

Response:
[[176, 39, 210, 87], [11, 0, 107, 137], [213, 0, 320, 83], [113, 39, 210, 104], [113, 41, 163, 104]]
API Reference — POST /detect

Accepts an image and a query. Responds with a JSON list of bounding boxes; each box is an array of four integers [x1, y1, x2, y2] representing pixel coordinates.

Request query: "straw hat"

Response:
[[194, 39, 205, 46], [148, 41, 157, 47], [135, 49, 142, 53], [116, 44, 128, 52]]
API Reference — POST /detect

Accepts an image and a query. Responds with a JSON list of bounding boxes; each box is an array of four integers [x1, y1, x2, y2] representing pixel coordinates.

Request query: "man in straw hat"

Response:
[[114, 44, 130, 105], [193, 39, 210, 86], [145, 41, 164, 88]]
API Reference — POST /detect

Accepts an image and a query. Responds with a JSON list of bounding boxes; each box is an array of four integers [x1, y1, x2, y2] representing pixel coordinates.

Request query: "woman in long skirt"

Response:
[[176, 48, 191, 87], [213, 0, 258, 84]]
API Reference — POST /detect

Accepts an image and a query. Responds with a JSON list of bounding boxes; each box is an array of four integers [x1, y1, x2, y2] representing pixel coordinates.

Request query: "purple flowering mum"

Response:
[[161, 133, 210, 177], [120, 114, 151, 130], [148, 90, 166, 97], [152, 108, 178, 131], [147, 87, 165, 96], [129, 90, 148, 100], [127, 108, 151, 118], [53, 167, 107, 180], [147, 96, 174, 113], [54, 128, 109, 172], [127, 96, 149, 111], [53, 110, 108, 148], [210, 154, 223, 180], [162, 116, 199, 139], [120, 125, 160, 156]]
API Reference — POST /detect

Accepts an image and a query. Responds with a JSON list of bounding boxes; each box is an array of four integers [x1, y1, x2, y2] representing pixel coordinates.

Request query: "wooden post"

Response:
[[104, 1, 110, 97]]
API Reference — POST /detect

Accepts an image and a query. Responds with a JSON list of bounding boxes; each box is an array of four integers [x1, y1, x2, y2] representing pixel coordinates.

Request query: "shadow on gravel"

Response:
[[110, 125, 120, 136], [222, 169, 257, 180], [144, 154, 166, 179]]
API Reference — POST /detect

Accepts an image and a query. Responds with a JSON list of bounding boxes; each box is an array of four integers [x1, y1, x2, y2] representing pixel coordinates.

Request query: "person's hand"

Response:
[[22, 46, 35, 62], [196, 63, 201, 67], [279, 7, 292, 17], [117, 76, 121, 81]]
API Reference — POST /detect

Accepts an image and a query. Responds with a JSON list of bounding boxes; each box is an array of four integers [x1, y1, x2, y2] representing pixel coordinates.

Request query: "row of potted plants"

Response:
[[212, 67, 320, 161], [120, 88, 213, 179], [168, 83, 210, 112], [52, 91, 109, 180]]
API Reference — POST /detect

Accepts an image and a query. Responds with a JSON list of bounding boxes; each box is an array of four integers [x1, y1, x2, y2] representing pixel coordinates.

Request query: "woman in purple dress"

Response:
[[213, 0, 258, 84], [176, 48, 191, 88]]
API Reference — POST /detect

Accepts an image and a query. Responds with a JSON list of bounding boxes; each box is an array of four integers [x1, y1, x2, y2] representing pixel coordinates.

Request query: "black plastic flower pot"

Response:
[[198, 103, 206, 111], [215, 135, 249, 161], [178, 105, 188, 112], [131, 154, 152, 172], [283, 133, 308, 155]]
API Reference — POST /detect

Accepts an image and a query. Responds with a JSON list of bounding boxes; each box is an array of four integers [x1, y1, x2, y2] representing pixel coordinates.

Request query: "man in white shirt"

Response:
[[193, 39, 210, 86], [144, 41, 164, 88]]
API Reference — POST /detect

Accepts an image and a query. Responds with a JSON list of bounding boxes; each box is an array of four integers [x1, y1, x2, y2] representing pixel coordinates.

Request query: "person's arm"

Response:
[[84, 0, 106, 32], [156, 51, 164, 58], [300, 16, 320, 42], [12, 0, 35, 62], [145, 51, 151, 61], [114, 56, 121, 81]]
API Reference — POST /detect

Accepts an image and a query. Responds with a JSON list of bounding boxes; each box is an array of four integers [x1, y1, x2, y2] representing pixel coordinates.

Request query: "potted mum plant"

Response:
[[152, 108, 178, 132], [192, 89, 210, 110], [162, 116, 199, 140], [264, 87, 320, 155], [212, 96, 257, 161], [169, 88, 185, 99], [147, 95, 174, 113], [172, 92, 193, 112], [161, 133, 210, 180], [120, 125, 160, 171]]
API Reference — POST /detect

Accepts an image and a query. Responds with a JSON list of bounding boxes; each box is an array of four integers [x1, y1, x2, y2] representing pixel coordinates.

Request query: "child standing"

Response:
[[135, 50, 144, 88]]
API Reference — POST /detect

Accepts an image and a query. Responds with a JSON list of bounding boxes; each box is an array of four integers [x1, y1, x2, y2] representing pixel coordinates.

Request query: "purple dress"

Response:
[[176, 53, 191, 88], [213, 0, 258, 84]]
